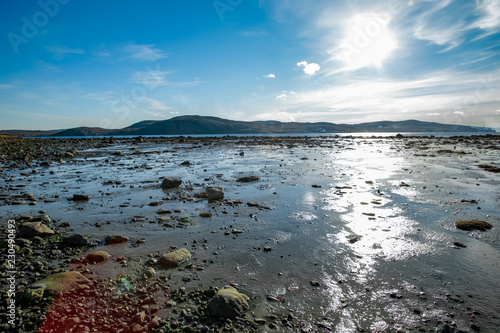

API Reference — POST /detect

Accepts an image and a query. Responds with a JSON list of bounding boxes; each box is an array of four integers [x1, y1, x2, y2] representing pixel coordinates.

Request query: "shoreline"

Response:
[[1, 135, 499, 332]]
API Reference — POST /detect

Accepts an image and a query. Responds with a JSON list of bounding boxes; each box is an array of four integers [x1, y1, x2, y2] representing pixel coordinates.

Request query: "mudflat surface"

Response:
[[1, 135, 499, 332]]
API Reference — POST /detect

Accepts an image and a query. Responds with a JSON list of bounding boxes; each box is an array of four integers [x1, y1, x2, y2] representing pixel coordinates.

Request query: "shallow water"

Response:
[[1, 136, 499, 332]]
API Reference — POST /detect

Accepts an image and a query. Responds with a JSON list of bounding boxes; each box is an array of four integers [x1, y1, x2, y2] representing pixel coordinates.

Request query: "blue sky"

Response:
[[1, 0, 499, 130]]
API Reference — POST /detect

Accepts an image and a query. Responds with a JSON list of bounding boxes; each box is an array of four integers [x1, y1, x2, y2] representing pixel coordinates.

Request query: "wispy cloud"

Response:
[[259, 68, 500, 124], [46, 46, 85, 60], [263, 73, 276, 78], [297, 61, 320, 75], [125, 44, 167, 61], [411, 0, 500, 50]]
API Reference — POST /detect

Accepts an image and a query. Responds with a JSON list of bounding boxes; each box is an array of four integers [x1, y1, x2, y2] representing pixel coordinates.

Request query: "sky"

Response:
[[1, 0, 500, 130]]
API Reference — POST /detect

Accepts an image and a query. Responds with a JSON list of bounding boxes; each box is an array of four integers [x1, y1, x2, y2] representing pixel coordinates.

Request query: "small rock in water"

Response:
[[206, 186, 224, 200], [161, 177, 182, 189], [237, 175, 261, 183], [455, 220, 492, 231], [310, 281, 320, 287], [71, 194, 90, 201], [104, 234, 129, 245]]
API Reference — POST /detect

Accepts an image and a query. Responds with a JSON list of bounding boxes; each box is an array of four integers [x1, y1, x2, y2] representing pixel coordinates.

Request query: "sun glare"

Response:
[[337, 13, 397, 71]]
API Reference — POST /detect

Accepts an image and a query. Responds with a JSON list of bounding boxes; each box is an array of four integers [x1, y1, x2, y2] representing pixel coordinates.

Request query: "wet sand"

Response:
[[1, 135, 499, 332]]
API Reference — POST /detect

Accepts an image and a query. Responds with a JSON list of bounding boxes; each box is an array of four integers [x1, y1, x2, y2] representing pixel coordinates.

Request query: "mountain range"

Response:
[[1, 115, 495, 137]]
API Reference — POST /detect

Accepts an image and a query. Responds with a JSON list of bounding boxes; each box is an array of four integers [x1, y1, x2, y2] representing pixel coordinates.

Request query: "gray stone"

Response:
[[207, 286, 249, 318], [206, 186, 224, 200], [104, 234, 129, 245], [237, 175, 261, 183], [161, 177, 182, 189], [32, 271, 90, 292], [18, 222, 55, 238], [61, 234, 89, 248], [158, 248, 191, 269]]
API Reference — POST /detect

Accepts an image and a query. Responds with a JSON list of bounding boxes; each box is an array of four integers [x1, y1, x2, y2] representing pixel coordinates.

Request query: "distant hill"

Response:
[[2, 115, 495, 137], [0, 129, 62, 137]]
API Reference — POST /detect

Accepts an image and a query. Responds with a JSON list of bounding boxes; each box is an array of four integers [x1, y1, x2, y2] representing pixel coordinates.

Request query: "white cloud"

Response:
[[264, 73, 276, 78], [257, 69, 500, 124], [125, 44, 167, 61], [275, 93, 287, 100], [472, 0, 500, 30], [297, 61, 320, 75], [46, 46, 85, 60]]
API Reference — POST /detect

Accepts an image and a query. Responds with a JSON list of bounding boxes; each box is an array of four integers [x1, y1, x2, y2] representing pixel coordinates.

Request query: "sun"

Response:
[[336, 13, 397, 71]]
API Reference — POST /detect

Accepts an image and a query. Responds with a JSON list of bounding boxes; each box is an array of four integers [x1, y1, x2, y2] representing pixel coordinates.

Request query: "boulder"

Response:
[[207, 286, 249, 318], [158, 248, 191, 269], [71, 194, 90, 201], [237, 175, 261, 183], [60, 234, 89, 248], [18, 222, 55, 238], [32, 271, 90, 292], [455, 220, 492, 231], [85, 251, 111, 264], [161, 177, 182, 189], [206, 186, 224, 200], [104, 234, 129, 245]]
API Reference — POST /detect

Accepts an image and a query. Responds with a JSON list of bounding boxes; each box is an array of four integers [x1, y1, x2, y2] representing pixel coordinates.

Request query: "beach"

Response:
[[1, 134, 499, 332]]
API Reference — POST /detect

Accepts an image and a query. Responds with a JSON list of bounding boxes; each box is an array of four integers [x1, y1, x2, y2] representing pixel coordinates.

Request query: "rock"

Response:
[[247, 202, 259, 207], [23, 288, 44, 302], [157, 208, 172, 214], [104, 234, 129, 245], [161, 177, 182, 189], [71, 194, 90, 201], [206, 186, 224, 200], [199, 212, 213, 218], [478, 164, 500, 173], [263, 246, 272, 252], [32, 271, 90, 292], [143, 267, 156, 279], [455, 220, 492, 231], [207, 286, 249, 318], [237, 175, 261, 183], [158, 248, 191, 269], [311, 184, 322, 188], [60, 234, 89, 248], [18, 222, 55, 238], [85, 251, 111, 264], [310, 281, 320, 287], [180, 161, 191, 166], [348, 236, 360, 244]]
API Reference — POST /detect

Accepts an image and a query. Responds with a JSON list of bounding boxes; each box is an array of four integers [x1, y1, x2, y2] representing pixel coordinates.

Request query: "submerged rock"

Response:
[[158, 248, 191, 269], [455, 220, 492, 231], [161, 177, 182, 189], [206, 186, 224, 200], [32, 271, 90, 292], [237, 175, 261, 183], [104, 234, 129, 245], [207, 286, 249, 318], [71, 194, 90, 201]]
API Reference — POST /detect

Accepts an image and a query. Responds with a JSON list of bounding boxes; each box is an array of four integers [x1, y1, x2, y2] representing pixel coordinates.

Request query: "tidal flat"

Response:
[[1, 135, 499, 332]]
